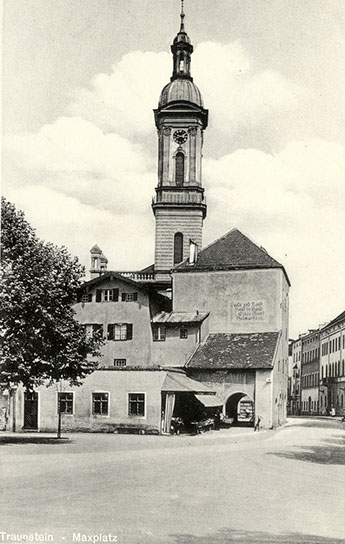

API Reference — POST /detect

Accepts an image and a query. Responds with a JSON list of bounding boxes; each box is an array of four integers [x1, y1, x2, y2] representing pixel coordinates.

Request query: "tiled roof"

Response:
[[174, 228, 290, 285], [152, 311, 209, 324], [187, 332, 280, 370]]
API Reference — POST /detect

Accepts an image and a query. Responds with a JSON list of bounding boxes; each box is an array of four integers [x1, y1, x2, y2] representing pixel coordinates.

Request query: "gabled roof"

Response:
[[173, 228, 290, 285], [187, 332, 280, 370], [322, 310, 345, 330], [78, 271, 144, 291], [152, 311, 209, 324]]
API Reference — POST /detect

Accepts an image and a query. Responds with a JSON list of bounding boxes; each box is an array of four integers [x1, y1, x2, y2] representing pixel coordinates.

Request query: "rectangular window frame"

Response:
[[114, 358, 127, 367], [180, 327, 188, 339], [128, 392, 146, 418], [92, 391, 110, 417], [153, 325, 166, 342], [57, 392, 74, 415], [108, 323, 133, 341]]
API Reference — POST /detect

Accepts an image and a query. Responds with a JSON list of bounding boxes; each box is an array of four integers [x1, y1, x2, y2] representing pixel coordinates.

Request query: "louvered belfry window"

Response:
[[174, 232, 183, 264], [175, 152, 184, 186]]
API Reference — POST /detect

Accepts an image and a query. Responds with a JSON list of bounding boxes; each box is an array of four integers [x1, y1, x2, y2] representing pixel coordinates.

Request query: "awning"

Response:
[[161, 372, 215, 395], [194, 394, 223, 408]]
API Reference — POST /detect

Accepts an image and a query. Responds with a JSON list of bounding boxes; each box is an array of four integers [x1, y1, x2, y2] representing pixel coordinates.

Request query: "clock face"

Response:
[[173, 130, 188, 145]]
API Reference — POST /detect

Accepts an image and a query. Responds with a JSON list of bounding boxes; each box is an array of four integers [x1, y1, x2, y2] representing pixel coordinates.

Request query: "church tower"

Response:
[[152, 2, 208, 282]]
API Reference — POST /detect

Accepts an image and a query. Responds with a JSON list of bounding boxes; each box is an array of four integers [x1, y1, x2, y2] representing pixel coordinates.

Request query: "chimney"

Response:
[[189, 239, 198, 265]]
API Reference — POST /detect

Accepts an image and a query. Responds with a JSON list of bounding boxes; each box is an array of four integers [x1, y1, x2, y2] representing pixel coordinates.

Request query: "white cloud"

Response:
[[67, 51, 170, 136], [4, 116, 156, 215], [6, 185, 154, 274], [203, 139, 345, 336], [66, 41, 310, 140]]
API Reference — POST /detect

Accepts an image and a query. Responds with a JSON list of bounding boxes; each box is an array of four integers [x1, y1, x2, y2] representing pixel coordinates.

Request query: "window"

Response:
[[108, 324, 133, 341], [153, 325, 166, 342], [84, 324, 103, 338], [114, 359, 126, 367], [82, 293, 92, 303], [174, 232, 183, 265], [96, 289, 119, 303], [180, 327, 188, 339], [92, 392, 109, 415], [175, 152, 185, 186], [128, 393, 145, 417], [121, 292, 138, 302], [58, 392, 74, 414]]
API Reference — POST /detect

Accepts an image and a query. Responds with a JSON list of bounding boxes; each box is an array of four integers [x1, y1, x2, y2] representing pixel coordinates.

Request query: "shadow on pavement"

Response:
[[286, 418, 343, 429], [166, 528, 344, 543], [267, 444, 345, 465], [0, 435, 71, 445]]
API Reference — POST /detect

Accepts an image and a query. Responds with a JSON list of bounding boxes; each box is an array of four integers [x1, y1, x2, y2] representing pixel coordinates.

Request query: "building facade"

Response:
[[300, 330, 320, 415], [3, 6, 290, 434], [319, 311, 345, 416]]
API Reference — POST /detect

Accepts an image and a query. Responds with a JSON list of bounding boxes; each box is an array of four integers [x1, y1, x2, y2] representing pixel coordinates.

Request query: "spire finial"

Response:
[[180, 0, 185, 32]]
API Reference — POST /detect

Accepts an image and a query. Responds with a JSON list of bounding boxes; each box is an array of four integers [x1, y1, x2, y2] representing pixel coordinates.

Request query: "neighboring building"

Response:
[[288, 337, 302, 415], [173, 229, 290, 429], [300, 330, 320, 414], [2, 6, 290, 433], [320, 311, 345, 416]]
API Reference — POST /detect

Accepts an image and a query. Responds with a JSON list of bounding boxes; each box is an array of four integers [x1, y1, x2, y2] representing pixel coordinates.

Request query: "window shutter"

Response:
[[96, 290, 102, 303], [126, 324, 133, 340], [77, 292, 83, 303], [107, 324, 115, 340], [122, 293, 126, 302], [113, 289, 119, 302], [88, 293, 93, 302], [133, 292, 138, 301]]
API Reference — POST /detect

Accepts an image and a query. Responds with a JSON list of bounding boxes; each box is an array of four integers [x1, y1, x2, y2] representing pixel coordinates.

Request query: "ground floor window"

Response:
[[92, 392, 109, 415], [128, 393, 145, 417], [58, 392, 74, 414]]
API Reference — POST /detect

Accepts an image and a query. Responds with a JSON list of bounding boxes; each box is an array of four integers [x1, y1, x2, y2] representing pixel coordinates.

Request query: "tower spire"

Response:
[[180, 0, 185, 33]]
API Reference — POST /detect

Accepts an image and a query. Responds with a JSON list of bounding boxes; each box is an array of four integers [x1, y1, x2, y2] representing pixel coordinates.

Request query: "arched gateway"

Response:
[[225, 392, 254, 426]]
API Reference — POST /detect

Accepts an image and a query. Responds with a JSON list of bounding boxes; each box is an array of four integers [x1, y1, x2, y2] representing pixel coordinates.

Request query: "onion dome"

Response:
[[159, 79, 203, 107]]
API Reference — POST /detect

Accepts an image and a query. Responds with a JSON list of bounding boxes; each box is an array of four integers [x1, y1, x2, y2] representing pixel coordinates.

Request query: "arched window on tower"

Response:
[[175, 152, 185, 186], [174, 232, 183, 264]]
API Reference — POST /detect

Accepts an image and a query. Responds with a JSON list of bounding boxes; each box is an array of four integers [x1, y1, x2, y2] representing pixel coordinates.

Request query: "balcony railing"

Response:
[[119, 271, 155, 282], [152, 193, 206, 206]]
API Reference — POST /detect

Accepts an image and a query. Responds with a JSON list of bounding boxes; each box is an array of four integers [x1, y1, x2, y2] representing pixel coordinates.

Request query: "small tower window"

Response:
[[175, 152, 184, 186], [174, 232, 183, 264], [179, 58, 184, 71]]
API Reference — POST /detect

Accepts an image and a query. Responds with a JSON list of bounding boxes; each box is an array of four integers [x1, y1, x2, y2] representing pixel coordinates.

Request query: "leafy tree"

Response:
[[0, 198, 103, 434]]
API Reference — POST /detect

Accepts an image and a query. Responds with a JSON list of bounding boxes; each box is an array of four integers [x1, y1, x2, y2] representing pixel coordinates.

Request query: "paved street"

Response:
[[0, 418, 344, 544]]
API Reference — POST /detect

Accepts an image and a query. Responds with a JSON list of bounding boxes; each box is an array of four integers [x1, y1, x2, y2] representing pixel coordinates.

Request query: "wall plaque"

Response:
[[231, 300, 267, 322]]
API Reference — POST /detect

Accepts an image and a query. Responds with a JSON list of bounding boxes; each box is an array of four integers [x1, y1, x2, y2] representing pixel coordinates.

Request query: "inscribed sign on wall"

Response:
[[231, 301, 267, 322]]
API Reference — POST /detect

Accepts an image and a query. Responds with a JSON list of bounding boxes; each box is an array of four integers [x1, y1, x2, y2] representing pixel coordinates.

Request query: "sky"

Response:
[[3, 0, 345, 338]]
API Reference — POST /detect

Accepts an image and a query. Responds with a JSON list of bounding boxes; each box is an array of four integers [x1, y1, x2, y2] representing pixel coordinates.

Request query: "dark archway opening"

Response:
[[226, 393, 254, 427]]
